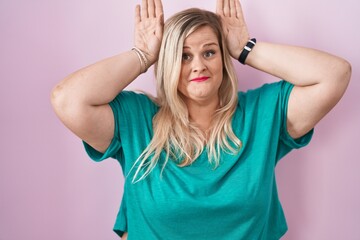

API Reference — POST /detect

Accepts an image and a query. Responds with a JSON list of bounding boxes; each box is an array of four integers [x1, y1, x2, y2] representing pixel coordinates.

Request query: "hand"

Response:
[[134, 0, 164, 65], [216, 0, 249, 59]]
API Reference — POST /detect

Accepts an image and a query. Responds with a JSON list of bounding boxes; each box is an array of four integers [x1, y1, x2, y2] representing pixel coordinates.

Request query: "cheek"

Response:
[[212, 60, 223, 80], [217, 58, 223, 73], [180, 64, 189, 77], [177, 75, 187, 96], [178, 65, 189, 90]]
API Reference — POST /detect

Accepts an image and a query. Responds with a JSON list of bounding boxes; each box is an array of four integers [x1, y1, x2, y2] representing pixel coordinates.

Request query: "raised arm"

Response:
[[51, 0, 164, 152], [246, 43, 351, 138], [217, 0, 351, 139]]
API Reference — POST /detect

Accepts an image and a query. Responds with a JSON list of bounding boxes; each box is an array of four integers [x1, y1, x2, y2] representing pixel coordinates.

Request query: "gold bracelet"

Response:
[[132, 47, 148, 73], [132, 48, 145, 74]]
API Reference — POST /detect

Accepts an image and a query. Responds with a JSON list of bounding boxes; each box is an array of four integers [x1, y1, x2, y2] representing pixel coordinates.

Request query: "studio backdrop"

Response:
[[0, 0, 359, 239]]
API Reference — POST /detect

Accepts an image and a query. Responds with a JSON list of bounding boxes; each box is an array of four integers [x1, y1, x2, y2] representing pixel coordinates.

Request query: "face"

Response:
[[178, 26, 223, 106]]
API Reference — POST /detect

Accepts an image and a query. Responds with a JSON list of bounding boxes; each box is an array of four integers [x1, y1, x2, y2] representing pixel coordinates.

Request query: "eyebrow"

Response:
[[183, 42, 219, 49]]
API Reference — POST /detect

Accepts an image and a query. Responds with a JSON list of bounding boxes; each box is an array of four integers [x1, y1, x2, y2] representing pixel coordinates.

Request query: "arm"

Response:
[[217, 0, 351, 139], [246, 42, 351, 138], [51, 0, 164, 152]]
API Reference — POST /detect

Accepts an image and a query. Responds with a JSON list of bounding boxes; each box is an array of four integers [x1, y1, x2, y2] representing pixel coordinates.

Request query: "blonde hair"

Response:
[[130, 8, 241, 182]]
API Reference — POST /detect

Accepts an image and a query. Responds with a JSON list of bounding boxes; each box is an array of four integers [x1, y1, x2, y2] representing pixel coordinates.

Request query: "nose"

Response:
[[191, 56, 206, 73]]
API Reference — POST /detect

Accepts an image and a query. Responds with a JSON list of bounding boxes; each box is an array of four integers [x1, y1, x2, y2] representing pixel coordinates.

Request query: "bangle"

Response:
[[132, 47, 148, 73], [238, 38, 256, 65], [132, 48, 144, 73]]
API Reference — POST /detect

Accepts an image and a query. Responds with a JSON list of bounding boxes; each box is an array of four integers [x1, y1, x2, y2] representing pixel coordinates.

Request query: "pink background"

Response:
[[1, 0, 359, 239]]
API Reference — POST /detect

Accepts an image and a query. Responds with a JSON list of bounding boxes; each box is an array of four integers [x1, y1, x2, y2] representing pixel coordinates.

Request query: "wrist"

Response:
[[238, 38, 256, 65], [132, 47, 149, 74]]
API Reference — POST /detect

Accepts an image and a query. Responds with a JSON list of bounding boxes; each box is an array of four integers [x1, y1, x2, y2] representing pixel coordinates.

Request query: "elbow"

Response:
[[338, 59, 352, 96], [336, 58, 352, 85], [325, 59, 352, 100], [343, 59, 352, 83], [324, 58, 352, 94], [50, 83, 66, 113], [50, 82, 77, 119]]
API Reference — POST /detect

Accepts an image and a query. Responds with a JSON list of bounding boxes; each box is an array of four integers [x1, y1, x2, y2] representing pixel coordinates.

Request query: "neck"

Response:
[[185, 97, 220, 133]]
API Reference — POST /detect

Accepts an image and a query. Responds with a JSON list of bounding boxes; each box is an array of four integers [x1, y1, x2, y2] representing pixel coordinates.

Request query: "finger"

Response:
[[141, 0, 148, 19], [216, 0, 224, 15], [230, 0, 236, 18], [223, 0, 230, 17], [155, 13, 164, 39], [148, 0, 155, 18], [154, 0, 164, 18], [235, 0, 243, 19], [135, 5, 141, 24]]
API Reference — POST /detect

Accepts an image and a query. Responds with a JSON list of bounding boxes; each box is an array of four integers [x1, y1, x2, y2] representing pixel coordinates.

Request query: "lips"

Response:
[[190, 76, 209, 82]]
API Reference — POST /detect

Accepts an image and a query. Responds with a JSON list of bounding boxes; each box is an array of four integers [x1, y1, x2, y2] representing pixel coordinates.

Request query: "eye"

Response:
[[182, 53, 192, 61], [204, 50, 215, 58]]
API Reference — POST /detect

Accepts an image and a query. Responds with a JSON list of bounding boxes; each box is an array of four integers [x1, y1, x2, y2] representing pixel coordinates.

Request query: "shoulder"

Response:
[[237, 81, 293, 107], [114, 90, 158, 104], [111, 90, 159, 112]]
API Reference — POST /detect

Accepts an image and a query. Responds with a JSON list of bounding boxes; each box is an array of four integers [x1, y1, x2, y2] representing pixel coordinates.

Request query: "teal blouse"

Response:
[[83, 80, 313, 240]]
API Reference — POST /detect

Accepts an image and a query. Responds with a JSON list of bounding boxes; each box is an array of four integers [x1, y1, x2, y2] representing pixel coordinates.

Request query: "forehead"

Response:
[[183, 26, 219, 48]]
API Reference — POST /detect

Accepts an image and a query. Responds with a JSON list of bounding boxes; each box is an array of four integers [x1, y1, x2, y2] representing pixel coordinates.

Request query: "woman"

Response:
[[51, 0, 351, 239]]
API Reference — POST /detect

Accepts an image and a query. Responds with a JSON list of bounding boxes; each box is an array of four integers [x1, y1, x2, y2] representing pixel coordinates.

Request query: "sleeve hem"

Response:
[[281, 128, 314, 149], [280, 80, 314, 149], [82, 136, 121, 162]]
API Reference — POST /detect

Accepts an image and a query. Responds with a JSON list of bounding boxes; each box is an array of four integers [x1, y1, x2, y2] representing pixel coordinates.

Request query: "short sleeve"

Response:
[[276, 81, 314, 161], [83, 135, 121, 162], [82, 91, 158, 165]]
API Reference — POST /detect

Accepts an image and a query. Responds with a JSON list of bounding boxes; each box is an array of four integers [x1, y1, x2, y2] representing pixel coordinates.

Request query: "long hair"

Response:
[[130, 8, 241, 183]]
